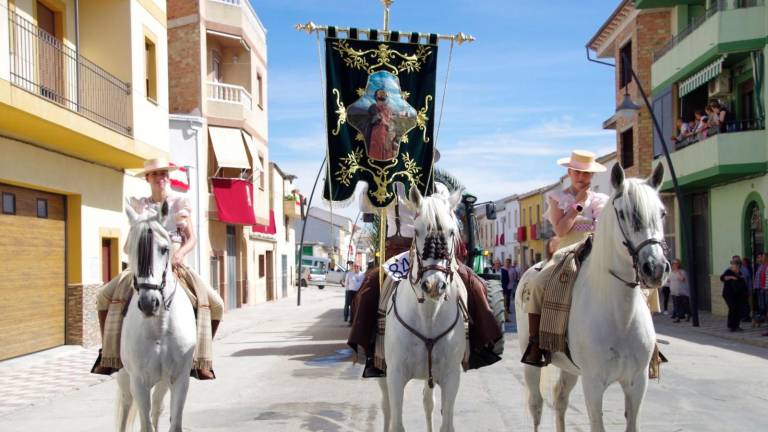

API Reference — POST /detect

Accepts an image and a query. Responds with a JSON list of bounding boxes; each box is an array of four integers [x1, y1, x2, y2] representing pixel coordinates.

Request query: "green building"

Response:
[[637, 0, 766, 315]]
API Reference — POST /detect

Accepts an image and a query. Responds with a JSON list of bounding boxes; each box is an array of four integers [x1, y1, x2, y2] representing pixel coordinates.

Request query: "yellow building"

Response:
[[517, 183, 559, 268], [0, 0, 169, 360]]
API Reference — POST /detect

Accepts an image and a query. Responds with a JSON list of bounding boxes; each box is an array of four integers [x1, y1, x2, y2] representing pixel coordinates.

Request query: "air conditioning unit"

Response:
[[708, 70, 731, 98]]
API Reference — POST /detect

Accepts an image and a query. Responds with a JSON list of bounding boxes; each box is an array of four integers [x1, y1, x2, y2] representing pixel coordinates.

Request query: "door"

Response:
[[0, 183, 65, 360], [691, 193, 711, 311], [266, 251, 274, 301], [101, 238, 112, 283], [36, 2, 63, 103], [226, 225, 237, 310], [281, 254, 288, 298]]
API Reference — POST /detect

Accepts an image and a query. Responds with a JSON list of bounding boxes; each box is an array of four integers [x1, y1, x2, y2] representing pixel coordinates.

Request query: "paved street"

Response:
[[1, 286, 767, 431]]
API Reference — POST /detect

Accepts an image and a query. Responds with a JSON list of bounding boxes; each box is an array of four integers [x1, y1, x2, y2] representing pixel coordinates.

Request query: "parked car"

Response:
[[302, 266, 328, 289], [326, 264, 347, 286]]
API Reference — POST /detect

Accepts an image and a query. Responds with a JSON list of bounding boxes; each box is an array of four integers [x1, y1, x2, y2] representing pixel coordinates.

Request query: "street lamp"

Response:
[[617, 51, 700, 327]]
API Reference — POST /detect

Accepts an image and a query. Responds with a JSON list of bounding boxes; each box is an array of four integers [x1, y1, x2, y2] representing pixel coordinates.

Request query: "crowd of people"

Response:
[[671, 101, 734, 147], [659, 252, 768, 335]]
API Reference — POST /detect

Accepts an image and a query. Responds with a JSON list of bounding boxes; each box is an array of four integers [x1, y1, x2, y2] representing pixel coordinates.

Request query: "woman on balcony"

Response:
[[91, 158, 224, 380]]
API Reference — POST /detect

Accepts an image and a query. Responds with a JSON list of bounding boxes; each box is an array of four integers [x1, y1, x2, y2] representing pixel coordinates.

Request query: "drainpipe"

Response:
[[74, 0, 80, 109]]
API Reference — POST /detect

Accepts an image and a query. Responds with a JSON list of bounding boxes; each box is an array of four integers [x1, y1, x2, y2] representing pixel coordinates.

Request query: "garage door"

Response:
[[0, 183, 66, 361]]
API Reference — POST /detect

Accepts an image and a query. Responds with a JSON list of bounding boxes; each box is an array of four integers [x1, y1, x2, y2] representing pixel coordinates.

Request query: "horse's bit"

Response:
[[609, 192, 668, 288], [132, 255, 176, 311]]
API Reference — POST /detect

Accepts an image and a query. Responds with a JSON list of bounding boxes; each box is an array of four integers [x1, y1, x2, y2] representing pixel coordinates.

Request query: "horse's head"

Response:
[[126, 201, 172, 317], [406, 185, 463, 300], [607, 163, 670, 289]]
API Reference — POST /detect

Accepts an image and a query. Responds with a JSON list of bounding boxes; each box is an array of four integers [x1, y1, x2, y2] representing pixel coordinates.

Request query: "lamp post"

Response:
[[617, 51, 699, 327]]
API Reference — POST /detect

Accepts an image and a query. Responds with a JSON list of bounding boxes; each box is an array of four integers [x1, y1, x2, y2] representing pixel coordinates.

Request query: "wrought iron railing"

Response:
[[207, 81, 253, 110], [654, 0, 765, 61], [8, 11, 132, 135], [673, 118, 765, 150]]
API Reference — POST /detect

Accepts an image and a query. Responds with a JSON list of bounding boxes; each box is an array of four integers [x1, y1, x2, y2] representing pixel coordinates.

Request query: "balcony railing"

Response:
[[8, 11, 132, 135], [673, 118, 765, 150], [207, 81, 253, 110], [654, 0, 765, 61]]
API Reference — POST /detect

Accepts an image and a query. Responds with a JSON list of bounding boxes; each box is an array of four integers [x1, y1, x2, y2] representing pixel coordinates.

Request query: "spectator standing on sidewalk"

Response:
[[500, 258, 520, 322], [753, 252, 768, 334], [343, 262, 363, 324], [721, 260, 748, 332], [669, 259, 690, 323], [742, 257, 753, 322], [660, 281, 671, 315]]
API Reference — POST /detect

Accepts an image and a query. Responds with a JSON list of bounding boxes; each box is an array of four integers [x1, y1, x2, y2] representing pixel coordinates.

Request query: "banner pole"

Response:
[[382, 0, 393, 32], [379, 207, 387, 292]]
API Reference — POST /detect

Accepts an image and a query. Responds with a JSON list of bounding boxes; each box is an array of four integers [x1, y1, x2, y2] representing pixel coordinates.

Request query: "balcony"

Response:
[[655, 127, 768, 191], [652, 0, 766, 90], [206, 0, 266, 48], [208, 81, 252, 109], [283, 196, 302, 220], [7, 11, 131, 135]]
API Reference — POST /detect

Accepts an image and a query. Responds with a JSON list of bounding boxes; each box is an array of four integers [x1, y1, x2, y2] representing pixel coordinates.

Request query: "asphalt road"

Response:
[[1, 285, 766, 431]]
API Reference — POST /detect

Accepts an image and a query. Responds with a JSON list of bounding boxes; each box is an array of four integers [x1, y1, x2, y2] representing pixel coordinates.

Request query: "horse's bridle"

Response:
[[407, 224, 456, 296], [610, 192, 668, 288], [132, 255, 176, 311]]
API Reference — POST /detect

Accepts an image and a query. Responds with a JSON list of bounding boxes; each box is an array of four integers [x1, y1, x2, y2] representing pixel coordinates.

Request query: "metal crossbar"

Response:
[[8, 11, 132, 135]]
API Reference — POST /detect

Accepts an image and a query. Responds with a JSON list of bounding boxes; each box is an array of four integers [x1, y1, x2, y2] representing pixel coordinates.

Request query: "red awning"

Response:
[[211, 177, 256, 225], [516, 226, 527, 242], [253, 209, 276, 234]]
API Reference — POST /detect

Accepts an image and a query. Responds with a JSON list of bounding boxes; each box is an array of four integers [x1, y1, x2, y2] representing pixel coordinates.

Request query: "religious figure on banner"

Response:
[[347, 71, 417, 162]]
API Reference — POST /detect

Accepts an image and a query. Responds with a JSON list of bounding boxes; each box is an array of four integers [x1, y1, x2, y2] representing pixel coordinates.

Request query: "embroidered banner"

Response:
[[323, 34, 438, 207]]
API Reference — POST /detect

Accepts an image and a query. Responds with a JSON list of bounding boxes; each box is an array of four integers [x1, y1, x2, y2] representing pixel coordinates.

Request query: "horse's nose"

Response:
[[138, 295, 159, 316], [642, 260, 665, 282]]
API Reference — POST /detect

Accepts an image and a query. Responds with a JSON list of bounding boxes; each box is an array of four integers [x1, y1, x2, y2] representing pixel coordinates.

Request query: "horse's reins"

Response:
[[609, 192, 668, 289], [132, 256, 176, 311], [391, 286, 462, 389]]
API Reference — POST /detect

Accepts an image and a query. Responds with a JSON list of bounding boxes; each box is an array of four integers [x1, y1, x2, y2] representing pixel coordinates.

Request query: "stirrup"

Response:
[[90, 349, 117, 376], [520, 340, 548, 368], [190, 368, 217, 381], [362, 357, 386, 378]]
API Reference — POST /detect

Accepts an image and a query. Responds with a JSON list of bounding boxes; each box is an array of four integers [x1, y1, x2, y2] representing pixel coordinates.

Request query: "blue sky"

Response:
[[253, 0, 619, 218]]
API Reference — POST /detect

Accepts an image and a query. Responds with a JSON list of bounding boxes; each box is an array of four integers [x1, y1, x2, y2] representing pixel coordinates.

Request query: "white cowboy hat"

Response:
[[557, 150, 607, 173], [135, 157, 179, 177]]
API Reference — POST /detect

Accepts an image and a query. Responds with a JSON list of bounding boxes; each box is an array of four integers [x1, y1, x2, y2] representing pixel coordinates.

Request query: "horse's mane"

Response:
[[126, 217, 170, 278], [417, 195, 459, 234], [591, 178, 663, 280]]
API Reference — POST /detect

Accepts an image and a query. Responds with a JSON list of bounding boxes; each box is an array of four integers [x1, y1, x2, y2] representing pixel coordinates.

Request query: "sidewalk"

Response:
[[653, 311, 768, 349]]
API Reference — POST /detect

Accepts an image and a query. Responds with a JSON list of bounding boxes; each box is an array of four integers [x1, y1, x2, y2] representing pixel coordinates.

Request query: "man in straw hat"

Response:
[[91, 158, 224, 380], [521, 150, 609, 367]]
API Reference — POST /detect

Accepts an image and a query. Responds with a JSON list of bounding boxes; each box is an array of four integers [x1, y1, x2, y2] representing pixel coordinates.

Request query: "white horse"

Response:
[[515, 163, 669, 432], [379, 187, 467, 432], [116, 204, 197, 432]]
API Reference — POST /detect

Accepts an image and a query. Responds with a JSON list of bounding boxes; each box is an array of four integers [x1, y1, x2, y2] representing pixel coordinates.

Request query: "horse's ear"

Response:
[[611, 163, 625, 190], [408, 185, 423, 210], [647, 163, 665, 191], [448, 188, 463, 210], [125, 198, 139, 225]]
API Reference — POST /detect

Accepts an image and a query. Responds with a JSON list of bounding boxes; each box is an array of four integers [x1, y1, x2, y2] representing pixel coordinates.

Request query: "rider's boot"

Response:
[[91, 310, 117, 375], [193, 319, 221, 380], [362, 341, 386, 378], [521, 313, 548, 367]]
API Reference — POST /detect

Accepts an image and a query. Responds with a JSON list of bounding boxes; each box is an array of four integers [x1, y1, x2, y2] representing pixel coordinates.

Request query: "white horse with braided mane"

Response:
[[515, 163, 670, 432], [379, 186, 467, 432], [116, 203, 196, 432]]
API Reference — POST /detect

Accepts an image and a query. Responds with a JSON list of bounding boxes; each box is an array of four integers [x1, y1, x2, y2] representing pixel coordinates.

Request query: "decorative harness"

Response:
[[608, 191, 668, 289], [393, 223, 465, 389]]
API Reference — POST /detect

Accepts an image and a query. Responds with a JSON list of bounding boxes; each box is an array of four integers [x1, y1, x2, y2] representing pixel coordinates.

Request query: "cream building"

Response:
[[0, 0, 170, 360]]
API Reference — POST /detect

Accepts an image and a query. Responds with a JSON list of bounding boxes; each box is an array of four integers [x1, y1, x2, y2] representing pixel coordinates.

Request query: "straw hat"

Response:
[[135, 158, 179, 177], [557, 150, 607, 173]]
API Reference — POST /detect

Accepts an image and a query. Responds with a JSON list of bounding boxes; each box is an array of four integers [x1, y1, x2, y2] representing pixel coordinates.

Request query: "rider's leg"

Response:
[[92, 271, 130, 375], [521, 274, 548, 367], [195, 284, 223, 380], [457, 264, 503, 369]]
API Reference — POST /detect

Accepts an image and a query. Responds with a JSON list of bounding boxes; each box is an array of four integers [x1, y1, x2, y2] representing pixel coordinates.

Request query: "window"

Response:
[[145, 38, 157, 102], [621, 127, 634, 168], [212, 55, 222, 83], [259, 254, 266, 277], [619, 41, 633, 88], [536, 204, 540, 224], [528, 206, 532, 225], [2, 192, 15, 215], [285, 216, 289, 241], [36, 198, 48, 218], [521, 208, 525, 227], [258, 156, 265, 189], [257, 73, 264, 109]]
